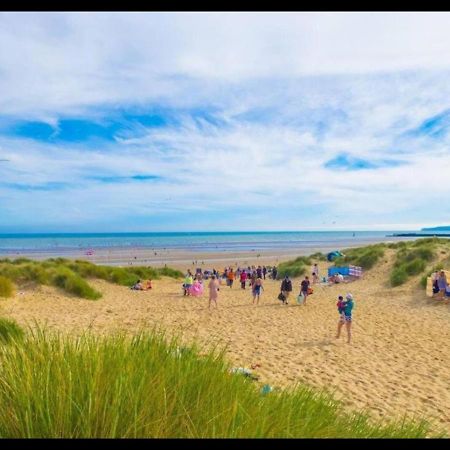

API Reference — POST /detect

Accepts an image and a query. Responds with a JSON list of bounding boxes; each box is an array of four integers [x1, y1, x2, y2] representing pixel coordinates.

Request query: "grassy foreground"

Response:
[[0, 323, 434, 438], [0, 258, 183, 300]]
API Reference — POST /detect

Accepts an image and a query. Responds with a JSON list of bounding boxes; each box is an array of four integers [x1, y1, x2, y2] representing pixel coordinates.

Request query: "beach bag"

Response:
[[278, 292, 286, 302], [307, 287, 313, 295], [297, 293, 305, 304]]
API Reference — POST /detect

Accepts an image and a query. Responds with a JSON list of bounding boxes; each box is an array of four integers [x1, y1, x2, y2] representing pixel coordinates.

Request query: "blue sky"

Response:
[[1, 12, 450, 232]]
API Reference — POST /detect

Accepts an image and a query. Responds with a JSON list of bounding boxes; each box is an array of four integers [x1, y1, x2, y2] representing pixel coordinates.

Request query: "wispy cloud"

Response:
[[1, 12, 450, 231]]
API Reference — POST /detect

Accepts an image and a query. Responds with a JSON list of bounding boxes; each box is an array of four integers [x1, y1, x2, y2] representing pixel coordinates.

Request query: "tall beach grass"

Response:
[[0, 258, 183, 300], [0, 325, 436, 438]]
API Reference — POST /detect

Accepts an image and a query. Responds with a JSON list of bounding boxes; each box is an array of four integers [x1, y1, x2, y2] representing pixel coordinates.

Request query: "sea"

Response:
[[0, 230, 428, 258]]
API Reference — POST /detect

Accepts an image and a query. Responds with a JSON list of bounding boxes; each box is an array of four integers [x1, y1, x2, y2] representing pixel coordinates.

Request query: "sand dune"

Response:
[[1, 250, 450, 434]]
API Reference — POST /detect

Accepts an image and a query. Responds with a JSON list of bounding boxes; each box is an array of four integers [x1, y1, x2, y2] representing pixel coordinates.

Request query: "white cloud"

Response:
[[1, 12, 450, 230]]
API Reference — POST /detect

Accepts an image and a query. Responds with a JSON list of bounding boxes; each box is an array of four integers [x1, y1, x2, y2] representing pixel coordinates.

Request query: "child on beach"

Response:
[[208, 275, 220, 308], [336, 293, 354, 344], [183, 271, 193, 296]]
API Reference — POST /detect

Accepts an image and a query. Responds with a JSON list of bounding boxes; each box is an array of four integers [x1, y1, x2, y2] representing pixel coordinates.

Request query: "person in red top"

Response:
[[240, 270, 247, 289]]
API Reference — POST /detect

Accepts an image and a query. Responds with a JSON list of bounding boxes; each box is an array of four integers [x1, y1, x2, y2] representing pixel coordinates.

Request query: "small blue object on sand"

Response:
[[261, 384, 273, 395]]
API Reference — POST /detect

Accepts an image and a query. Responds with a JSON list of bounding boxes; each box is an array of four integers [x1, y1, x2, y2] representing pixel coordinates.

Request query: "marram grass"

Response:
[[0, 258, 183, 300], [0, 275, 15, 298], [0, 326, 437, 438]]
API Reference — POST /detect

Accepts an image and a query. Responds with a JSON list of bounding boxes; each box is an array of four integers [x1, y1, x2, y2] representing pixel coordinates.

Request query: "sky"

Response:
[[1, 12, 450, 233]]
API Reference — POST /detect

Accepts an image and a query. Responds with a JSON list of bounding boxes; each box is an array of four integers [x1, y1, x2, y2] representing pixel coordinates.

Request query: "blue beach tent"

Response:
[[327, 251, 343, 262], [328, 266, 350, 277]]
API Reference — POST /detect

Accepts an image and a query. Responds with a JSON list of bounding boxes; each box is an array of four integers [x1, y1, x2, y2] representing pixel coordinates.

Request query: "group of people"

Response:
[[279, 275, 313, 305], [182, 270, 205, 296], [224, 266, 273, 287], [182, 265, 270, 307], [130, 279, 152, 290], [431, 270, 450, 299], [328, 272, 345, 283]]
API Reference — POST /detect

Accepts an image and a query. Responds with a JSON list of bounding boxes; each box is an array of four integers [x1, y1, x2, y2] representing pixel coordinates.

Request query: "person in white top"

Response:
[[335, 273, 344, 283], [312, 263, 319, 284]]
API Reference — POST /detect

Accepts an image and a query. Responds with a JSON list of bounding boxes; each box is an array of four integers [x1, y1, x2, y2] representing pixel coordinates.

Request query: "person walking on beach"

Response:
[[336, 293, 354, 344], [257, 266, 262, 278], [272, 266, 278, 280], [250, 271, 257, 291], [437, 270, 448, 299], [184, 270, 193, 296], [312, 263, 319, 284], [227, 268, 235, 288], [208, 275, 220, 308], [240, 270, 247, 289], [262, 266, 267, 280], [300, 276, 310, 305], [280, 275, 292, 304], [252, 277, 264, 305]]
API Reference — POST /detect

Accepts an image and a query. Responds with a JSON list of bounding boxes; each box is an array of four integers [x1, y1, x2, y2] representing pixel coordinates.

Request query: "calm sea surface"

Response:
[[0, 231, 425, 256]]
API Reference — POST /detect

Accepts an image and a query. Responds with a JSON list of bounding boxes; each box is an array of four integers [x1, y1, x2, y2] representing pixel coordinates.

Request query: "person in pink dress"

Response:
[[208, 275, 220, 308], [190, 279, 204, 297]]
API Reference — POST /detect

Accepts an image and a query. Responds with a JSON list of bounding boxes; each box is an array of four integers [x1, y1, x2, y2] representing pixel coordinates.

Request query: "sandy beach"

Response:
[[1, 248, 450, 434]]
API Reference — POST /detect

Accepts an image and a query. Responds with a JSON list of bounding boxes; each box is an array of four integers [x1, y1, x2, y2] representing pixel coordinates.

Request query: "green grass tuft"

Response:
[[0, 318, 24, 344], [334, 244, 385, 270], [309, 252, 327, 261], [276, 260, 307, 279], [0, 276, 15, 298], [390, 243, 437, 287], [0, 329, 435, 438], [390, 267, 409, 287], [0, 259, 182, 300]]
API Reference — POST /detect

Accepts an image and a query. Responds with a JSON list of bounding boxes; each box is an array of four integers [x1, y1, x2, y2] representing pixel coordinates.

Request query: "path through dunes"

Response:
[[2, 252, 450, 434]]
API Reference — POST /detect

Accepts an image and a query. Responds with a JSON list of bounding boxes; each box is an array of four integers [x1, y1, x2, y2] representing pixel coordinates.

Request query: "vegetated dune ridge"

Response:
[[1, 248, 450, 434]]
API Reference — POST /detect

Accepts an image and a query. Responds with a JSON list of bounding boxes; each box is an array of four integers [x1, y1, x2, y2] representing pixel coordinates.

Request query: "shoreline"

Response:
[[0, 235, 420, 269]]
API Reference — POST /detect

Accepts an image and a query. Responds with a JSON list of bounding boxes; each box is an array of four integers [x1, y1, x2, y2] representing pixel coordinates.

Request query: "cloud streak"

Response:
[[1, 12, 450, 231]]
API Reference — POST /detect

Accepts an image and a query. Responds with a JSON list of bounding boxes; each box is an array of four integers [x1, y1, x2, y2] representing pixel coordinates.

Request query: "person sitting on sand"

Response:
[[252, 277, 264, 305], [131, 280, 144, 290], [144, 280, 152, 290], [336, 293, 354, 344], [208, 275, 220, 308], [334, 273, 344, 283]]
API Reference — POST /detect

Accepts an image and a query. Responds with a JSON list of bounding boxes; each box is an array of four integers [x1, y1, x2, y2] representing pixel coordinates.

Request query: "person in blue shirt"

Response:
[[336, 293, 354, 344]]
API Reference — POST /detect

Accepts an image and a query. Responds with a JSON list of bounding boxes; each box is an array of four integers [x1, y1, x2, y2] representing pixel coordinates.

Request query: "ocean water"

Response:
[[0, 231, 419, 256]]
